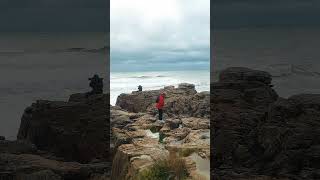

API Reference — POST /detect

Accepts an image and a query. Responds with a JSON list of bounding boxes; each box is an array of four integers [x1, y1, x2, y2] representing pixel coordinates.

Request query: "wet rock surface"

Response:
[[0, 93, 111, 180], [0, 153, 110, 180], [17, 93, 110, 163], [0, 140, 37, 154], [111, 83, 210, 180], [116, 83, 210, 118], [1, 67, 319, 180], [212, 67, 320, 180]]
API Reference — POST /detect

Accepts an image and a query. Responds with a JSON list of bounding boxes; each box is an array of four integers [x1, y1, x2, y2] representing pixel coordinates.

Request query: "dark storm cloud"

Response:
[[212, 0, 320, 28], [0, 0, 109, 32]]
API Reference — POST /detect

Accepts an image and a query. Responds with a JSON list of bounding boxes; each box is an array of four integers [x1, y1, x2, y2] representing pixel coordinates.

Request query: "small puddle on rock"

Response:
[[190, 153, 210, 180], [144, 129, 166, 143], [144, 129, 159, 139]]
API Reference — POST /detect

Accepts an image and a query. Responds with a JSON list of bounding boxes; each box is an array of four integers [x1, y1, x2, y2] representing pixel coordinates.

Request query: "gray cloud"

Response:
[[212, 0, 320, 29], [0, 0, 109, 32], [111, 0, 210, 72], [0, 0, 108, 8]]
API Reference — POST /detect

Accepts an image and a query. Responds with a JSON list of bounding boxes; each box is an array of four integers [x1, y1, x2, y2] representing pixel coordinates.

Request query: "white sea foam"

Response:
[[110, 70, 210, 105]]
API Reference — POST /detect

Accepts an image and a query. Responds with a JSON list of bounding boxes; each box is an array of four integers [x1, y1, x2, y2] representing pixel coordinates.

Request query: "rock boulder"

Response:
[[212, 67, 320, 180], [116, 83, 209, 118], [17, 93, 110, 163]]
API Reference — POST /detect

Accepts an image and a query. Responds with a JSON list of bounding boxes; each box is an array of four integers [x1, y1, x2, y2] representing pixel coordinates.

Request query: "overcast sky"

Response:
[[213, 0, 320, 29], [1, 0, 319, 31], [0, 0, 109, 32], [110, 0, 210, 72]]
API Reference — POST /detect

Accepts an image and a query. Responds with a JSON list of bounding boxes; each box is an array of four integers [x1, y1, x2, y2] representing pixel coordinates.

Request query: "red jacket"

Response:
[[156, 95, 165, 109]]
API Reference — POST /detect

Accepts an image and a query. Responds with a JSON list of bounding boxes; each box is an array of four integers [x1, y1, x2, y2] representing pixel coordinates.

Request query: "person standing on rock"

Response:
[[156, 92, 165, 122], [86, 74, 103, 97]]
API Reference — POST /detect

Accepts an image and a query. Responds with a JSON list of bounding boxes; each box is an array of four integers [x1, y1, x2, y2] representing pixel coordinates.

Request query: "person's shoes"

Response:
[[158, 120, 165, 124]]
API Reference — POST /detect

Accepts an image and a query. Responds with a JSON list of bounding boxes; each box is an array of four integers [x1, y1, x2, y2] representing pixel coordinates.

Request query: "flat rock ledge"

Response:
[[1, 93, 111, 180], [111, 83, 210, 180], [116, 83, 210, 118]]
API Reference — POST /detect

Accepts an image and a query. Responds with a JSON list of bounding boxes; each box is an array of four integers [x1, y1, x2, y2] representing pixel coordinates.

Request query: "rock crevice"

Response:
[[111, 83, 210, 180], [1, 93, 111, 180], [212, 67, 320, 180]]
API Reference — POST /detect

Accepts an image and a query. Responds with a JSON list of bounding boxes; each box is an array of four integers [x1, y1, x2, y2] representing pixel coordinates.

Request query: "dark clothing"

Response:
[[89, 78, 103, 94], [158, 109, 163, 120], [138, 85, 142, 91], [87, 75, 103, 97]]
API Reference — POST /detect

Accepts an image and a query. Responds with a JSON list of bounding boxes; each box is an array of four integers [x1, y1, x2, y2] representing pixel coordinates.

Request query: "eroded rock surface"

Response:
[[0, 93, 111, 180], [212, 67, 320, 180], [116, 83, 209, 118], [17, 93, 110, 163], [111, 83, 210, 180], [0, 153, 110, 180]]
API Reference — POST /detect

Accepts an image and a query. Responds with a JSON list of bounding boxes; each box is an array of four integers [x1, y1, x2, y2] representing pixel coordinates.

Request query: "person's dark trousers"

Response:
[[158, 109, 163, 120]]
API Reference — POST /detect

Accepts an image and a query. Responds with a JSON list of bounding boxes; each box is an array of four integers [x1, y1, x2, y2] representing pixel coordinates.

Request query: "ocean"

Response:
[[0, 32, 108, 140], [214, 28, 320, 97], [110, 70, 210, 105], [1, 28, 320, 140]]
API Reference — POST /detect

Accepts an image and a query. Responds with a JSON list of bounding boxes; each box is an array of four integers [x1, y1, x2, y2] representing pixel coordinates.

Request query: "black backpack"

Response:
[[156, 95, 160, 103]]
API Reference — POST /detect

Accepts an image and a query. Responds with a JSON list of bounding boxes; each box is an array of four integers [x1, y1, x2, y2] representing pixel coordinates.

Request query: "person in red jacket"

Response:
[[156, 92, 165, 121]]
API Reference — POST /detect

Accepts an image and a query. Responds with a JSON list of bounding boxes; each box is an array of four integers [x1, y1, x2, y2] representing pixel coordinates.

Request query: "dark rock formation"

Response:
[[219, 67, 272, 85], [116, 83, 209, 118], [17, 93, 110, 163], [0, 140, 37, 154], [1, 93, 111, 180], [111, 83, 210, 180], [254, 94, 320, 179], [212, 67, 320, 180], [116, 90, 158, 113], [0, 136, 5, 141], [0, 153, 110, 180]]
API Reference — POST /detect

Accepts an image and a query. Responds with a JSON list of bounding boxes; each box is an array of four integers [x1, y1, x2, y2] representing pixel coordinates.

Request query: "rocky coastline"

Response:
[[212, 67, 320, 180], [111, 83, 210, 179], [0, 93, 111, 180], [0, 67, 319, 180]]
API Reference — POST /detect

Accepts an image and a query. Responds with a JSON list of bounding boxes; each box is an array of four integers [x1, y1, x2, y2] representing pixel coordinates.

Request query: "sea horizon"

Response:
[[110, 69, 210, 105]]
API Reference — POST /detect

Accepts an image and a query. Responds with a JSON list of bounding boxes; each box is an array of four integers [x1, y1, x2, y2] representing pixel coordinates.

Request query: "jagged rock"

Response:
[[68, 93, 88, 102], [162, 127, 191, 143], [164, 118, 182, 129], [116, 90, 159, 113], [0, 136, 4, 141], [212, 67, 320, 180], [112, 128, 131, 149], [178, 83, 197, 94], [89, 173, 110, 180], [110, 102, 210, 179], [212, 67, 278, 169], [110, 106, 145, 129], [162, 91, 210, 118], [111, 143, 168, 180], [0, 153, 110, 180], [252, 94, 320, 178], [0, 140, 37, 154], [181, 117, 210, 130], [116, 83, 209, 118], [15, 170, 62, 180], [17, 93, 110, 163], [219, 67, 272, 85]]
